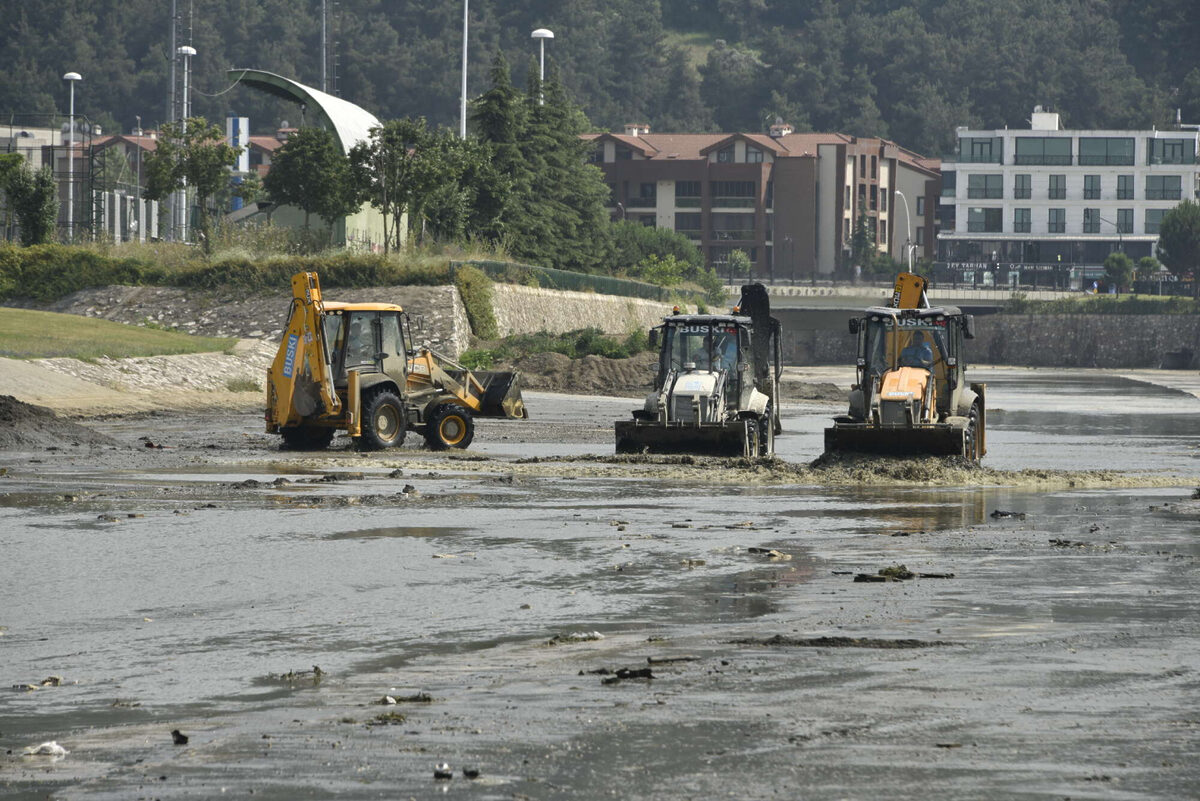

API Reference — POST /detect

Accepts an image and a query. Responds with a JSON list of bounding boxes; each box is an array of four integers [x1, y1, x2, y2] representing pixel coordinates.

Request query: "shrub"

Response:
[[453, 263, 498, 339]]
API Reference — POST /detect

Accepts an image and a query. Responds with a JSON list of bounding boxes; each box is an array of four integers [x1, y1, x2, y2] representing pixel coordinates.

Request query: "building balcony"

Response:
[[1078, 155, 1135, 166], [710, 198, 755, 208], [1013, 155, 1073, 166], [712, 230, 756, 241], [625, 197, 656, 209], [945, 154, 1003, 164], [674, 198, 701, 208]]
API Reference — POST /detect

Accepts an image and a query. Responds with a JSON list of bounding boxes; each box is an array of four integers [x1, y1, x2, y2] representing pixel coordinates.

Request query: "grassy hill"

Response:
[[0, 308, 236, 361]]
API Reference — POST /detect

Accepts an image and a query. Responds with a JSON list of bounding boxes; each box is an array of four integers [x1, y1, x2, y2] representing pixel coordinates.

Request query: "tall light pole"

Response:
[[459, 0, 468, 139], [893, 188, 914, 271], [63, 72, 81, 241], [177, 45, 196, 241], [531, 28, 554, 82], [135, 115, 143, 242]]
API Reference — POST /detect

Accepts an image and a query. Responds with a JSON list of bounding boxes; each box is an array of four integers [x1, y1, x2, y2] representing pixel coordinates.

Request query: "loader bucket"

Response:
[[823, 423, 967, 459], [473, 371, 527, 419], [615, 419, 758, 457]]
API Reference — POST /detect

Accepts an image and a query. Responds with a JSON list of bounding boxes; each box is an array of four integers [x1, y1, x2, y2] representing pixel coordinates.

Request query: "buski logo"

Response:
[[282, 334, 300, 378]]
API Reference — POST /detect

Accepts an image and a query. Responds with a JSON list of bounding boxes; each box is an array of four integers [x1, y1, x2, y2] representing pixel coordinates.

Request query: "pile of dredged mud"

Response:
[[0, 395, 117, 450]]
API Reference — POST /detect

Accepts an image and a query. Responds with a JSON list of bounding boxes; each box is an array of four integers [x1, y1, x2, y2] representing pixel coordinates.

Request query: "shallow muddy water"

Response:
[[1, 371, 1199, 799]]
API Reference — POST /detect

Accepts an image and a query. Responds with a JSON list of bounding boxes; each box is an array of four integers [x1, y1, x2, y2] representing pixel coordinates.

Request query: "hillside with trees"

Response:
[[3, 0, 1198, 155]]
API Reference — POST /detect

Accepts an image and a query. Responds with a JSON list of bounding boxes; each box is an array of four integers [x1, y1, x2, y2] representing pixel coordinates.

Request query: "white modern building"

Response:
[[937, 108, 1200, 287]]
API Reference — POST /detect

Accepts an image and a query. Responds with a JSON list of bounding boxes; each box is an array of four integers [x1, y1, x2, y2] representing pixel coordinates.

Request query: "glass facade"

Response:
[[1014, 174, 1031, 198], [1078, 137, 1134, 165], [1048, 208, 1066, 233], [1083, 174, 1101, 199], [1146, 174, 1182, 200], [967, 174, 1003, 199], [1015, 137, 1072, 165], [1048, 174, 1066, 199], [1014, 208, 1031, 233]]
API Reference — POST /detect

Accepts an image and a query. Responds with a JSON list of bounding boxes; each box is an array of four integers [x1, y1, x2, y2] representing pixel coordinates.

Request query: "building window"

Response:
[[916, 196, 925, 215], [879, 222, 886, 244], [1013, 174, 1031, 199], [1146, 174, 1182, 201], [1048, 174, 1066, 199], [941, 171, 956, 196], [765, 181, 773, 209], [844, 185, 851, 209], [916, 227, 925, 245], [1014, 208, 1031, 233], [1048, 208, 1066, 233], [711, 213, 755, 240], [616, 146, 632, 160], [968, 174, 1003, 199], [1149, 138, 1194, 165], [1117, 208, 1133, 234], [1083, 174, 1101, 199], [961, 137, 1002, 163], [1145, 208, 1167, 235], [870, 155, 877, 179], [869, 185, 878, 210], [1083, 208, 1100, 234], [880, 191, 887, 212], [627, 182, 656, 208], [675, 180, 701, 208], [639, 215, 655, 227], [1079, 137, 1134, 166], [674, 212, 701, 236], [710, 181, 756, 207], [746, 147, 763, 163], [968, 207, 1002, 233], [1117, 174, 1134, 199], [859, 154, 866, 177], [1014, 136, 1072, 165], [716, 145, 734, 163]]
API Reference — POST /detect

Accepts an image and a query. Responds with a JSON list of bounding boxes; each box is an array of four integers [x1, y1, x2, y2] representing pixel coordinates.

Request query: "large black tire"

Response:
[[357, 390, 407, 450], [758, 404, 775, 456], [425, 403, 474, 450], [279, 425, 335, 451], [964, 404, 981, 463]]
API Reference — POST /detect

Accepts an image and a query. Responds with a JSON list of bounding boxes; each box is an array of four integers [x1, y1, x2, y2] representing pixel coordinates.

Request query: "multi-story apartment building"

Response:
[[938, 108, 1200, 286], [584, 124, 939, 280]]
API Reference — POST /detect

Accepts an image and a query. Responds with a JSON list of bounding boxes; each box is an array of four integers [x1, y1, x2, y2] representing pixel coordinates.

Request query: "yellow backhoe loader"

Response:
[[265, 272, 525, 450], [824, 272, 986, 461]]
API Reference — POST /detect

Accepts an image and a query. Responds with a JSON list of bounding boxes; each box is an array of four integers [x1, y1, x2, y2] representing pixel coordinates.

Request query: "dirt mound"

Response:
[[0, 395, 118, 450], [514, 351, 657, 397]]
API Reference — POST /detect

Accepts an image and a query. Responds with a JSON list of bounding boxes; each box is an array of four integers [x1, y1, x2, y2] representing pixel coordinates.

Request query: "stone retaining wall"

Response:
[[490, 284, 686, 338]]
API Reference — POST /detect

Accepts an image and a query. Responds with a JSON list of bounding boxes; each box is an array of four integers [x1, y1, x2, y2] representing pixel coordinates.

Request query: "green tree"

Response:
[[726, 249, 752, 283], [1103, 251, 1134, 292], [1155, 200, 1200, 294], [850, 209, 877, 274], [263, 127, 358, 240], [4, 162, 58, 245], [1136, 255, 1161, 280], [611, 221, 702, 272], [142, 117, 241, 252]]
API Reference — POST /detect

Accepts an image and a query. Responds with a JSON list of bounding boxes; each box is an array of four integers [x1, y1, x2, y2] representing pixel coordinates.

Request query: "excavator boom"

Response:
[[266, 272, 341, 430]]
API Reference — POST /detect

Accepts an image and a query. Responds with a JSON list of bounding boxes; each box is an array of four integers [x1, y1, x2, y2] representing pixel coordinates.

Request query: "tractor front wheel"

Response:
[[964, 404, 981, 463], [279, 425, 335, 451], [425, 403, 474, 450]]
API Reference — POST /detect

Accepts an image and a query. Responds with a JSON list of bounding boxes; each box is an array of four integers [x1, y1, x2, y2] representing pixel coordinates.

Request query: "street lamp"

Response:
[[531, 28, 554, 85], [893, 189, 915, 271], [135, 115, 142, 242], [177, 45, 196, 241], [63, 72, 81, 241], [459, 0, 468, 139]]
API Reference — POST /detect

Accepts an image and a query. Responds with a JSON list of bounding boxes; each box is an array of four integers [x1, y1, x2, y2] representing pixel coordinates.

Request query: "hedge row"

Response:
[[0, 244, 454, 303]]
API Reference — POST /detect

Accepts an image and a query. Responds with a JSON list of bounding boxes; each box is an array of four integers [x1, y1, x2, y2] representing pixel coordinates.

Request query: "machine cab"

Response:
[[322, 304, 410, 386], [854, 306, 968, 420], [655, 315, 751, 404]]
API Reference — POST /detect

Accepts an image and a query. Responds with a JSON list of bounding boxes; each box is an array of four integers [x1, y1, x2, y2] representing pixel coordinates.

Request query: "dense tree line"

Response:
[[3, 0, 1197, 156]]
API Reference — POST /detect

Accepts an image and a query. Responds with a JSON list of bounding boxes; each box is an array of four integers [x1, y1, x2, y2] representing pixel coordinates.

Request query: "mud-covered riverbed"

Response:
[[2, 370, 1199, 799]]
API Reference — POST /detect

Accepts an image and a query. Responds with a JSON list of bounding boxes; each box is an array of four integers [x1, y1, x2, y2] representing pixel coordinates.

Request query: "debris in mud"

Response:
[[463, 767, 481, 780], [854, 564, 955, 581], [266, 665, 325, 685], [171, 729, 189, 745], [377, 692, 432, 705], [747, 547, 791, 561], [1049, 538, 1087, 548], [546, 631, 605, 646], [990, 509, 1026, 520], [307, 472, 365, 483], [646, 655, 700, 665], [433, 762, 453, 779], [0, 395, 117, 450], [583, 666, 655, 684], [680, 558, 706, 568], [14, 675, 66, 690], [139, 436, 167, 449], [369, 710, 407, 727], [387, 468, 404, 478], [733, 634, 953, 649], [23, 741, 69, 757]]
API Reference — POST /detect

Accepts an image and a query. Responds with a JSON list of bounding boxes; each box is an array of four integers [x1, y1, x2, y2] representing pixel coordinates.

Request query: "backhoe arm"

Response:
[[266, 272, 342, 429]]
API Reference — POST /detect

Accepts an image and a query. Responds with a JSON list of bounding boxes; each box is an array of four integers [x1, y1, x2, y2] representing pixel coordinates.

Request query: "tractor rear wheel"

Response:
[[279, 425, 335, 450], [357, 390, 407, 450], [425, 403, 474, 450]]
